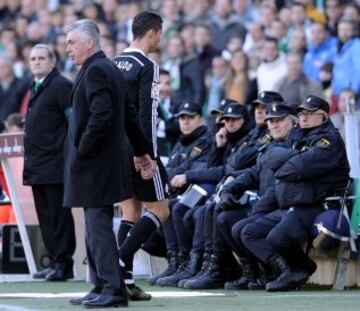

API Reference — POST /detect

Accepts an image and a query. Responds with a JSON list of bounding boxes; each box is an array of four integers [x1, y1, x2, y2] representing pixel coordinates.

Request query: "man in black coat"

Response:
[[0, 56, 28, 123], [64, 19, 154, 308], [23, 44, 76, 281]]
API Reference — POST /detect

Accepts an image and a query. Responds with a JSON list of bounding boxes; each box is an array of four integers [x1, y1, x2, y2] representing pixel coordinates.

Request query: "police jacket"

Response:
[[166, 125, 212, 181], [185, 121, 253, 184], [221, 127, 303, 214], [225, 126, 270, 177], [267, 120, 350, 209], [23, 67, 72, 185], [221, 140, 279, 214]]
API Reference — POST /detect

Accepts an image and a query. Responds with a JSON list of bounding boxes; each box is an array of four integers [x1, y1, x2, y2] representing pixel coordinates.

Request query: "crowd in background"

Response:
[[0, 0, 360, 144]]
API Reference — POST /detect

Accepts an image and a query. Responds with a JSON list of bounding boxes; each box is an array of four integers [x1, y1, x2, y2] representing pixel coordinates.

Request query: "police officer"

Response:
[[149, 102, 212, 285], [183, 97, 296, 290], [241, 95, 350, 292], [157, 102, 253, 287], [217, 103, 298, 291]]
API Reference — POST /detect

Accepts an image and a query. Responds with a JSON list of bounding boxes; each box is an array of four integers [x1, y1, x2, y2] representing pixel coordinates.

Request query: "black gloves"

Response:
[[219, 191, 239, 210]]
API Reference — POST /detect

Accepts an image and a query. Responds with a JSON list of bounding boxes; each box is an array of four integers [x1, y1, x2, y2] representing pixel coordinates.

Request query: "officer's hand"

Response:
[[224, 176, 234, 185], [219, 191, 238, 210], [170, 174, 187, 188], [215, 127, 228, 148], [134, 154, 157, 180]]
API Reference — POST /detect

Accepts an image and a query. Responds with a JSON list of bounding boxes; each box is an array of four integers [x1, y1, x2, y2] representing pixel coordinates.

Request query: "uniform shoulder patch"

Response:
[[190, 146, 202, 157], [316, 138, 331, 148], [258, 134, 271, 144]]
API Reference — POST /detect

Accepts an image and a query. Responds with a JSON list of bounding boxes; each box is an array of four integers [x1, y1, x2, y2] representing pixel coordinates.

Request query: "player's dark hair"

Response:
[[132, 11, 163, 39]]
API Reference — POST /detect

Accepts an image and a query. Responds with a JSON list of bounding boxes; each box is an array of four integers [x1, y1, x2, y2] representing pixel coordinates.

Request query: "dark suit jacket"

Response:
[[63, 51, 150, 207], [23, 67, 72, 185], [0, 76, 28, 121]]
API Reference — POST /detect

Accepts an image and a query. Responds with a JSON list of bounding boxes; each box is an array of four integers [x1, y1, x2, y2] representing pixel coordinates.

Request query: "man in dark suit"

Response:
[[64, 19, 155, 308], [0, 56, 28, 122], [23, 44, 76, 281]]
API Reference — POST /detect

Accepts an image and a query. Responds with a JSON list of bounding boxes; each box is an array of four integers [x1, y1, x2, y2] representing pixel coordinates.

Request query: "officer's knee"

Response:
[[266, 229, 290, 250], [172, 202, 189, 218], [240, 223, 257, 245], [231, 222, 243, 243]]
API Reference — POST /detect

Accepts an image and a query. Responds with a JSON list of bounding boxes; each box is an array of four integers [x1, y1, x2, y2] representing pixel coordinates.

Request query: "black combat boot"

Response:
[[266, 256, 309, 292], [149, 251, 178, 285], [183, 255, 227, 289], [156, 252, 201, 287], [224, 258, 258, 290], [248, 263, 275, 290], [179, 252, 211, 288]]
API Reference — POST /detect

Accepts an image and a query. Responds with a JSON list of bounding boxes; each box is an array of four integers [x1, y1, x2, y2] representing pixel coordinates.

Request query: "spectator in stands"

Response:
[[256, 36, 287, 93], [158, 69, 181, 156], [243, 22, 265, 55], [275, 52, 323, 108], [161, 0, 183, 42], [182, 0, 211, 24], [287, 1, 312, 43], [258, 2, 277, 31], [342, 3, 360, 20], [5, 112, 25, 133], [233, 0, 259, 27], [331, 89, 360, 140], [288, 26, 307, 56], [319, 62, 333, 104], [225, 49, 250, 104], [207, 56, 231, 115], [325, 0, 344, 36], [0, 56, 27, 122], [163, 35, 205, 106], [303, 22, 337, 83], [210, 0, 247, 51], [193, 24, 220, 73], [332, 18, 360, 101], [269, 19, 288, 53], [179, 23, 195, 56]]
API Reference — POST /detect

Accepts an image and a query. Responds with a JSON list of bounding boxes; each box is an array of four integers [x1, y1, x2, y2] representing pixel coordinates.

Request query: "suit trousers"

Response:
[[32, 184, 76, 267], [84, 206, 126, 296]]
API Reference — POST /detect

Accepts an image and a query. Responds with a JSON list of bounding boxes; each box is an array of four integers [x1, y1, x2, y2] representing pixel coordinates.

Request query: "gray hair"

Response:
[[32, 44, 56, 62], [65, 19, 100, 49]]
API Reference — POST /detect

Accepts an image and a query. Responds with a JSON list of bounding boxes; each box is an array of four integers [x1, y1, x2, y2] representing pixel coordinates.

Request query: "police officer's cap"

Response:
[[221, 103, 248, 120], [297, 95, 330, 113], [210, 98, 237, 115], [264, 102, 295, 121], [176, 102, 202, 117], [252, 91, 284, 106]]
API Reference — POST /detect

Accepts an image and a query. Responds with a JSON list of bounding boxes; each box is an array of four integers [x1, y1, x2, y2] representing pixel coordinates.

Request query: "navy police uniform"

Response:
[[241, 95, 350, 291]]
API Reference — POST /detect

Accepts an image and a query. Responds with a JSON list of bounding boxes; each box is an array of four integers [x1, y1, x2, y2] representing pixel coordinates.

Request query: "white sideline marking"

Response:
[[0, 292, 225, 299], [0, 305, 41, 311]]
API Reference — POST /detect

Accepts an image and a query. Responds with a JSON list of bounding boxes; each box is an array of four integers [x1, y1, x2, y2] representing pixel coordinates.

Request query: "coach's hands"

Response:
[[134, 154, 157, 180]]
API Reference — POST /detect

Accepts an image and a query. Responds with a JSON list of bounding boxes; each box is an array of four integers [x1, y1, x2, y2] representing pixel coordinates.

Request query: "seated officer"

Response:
[[241, 95, 350, 292], [157, 102, 252, 287], [162, 93, 282, 289], [149, 101, 212, 284], [183, 101, 297, 290], [219, 103, 299, 291]]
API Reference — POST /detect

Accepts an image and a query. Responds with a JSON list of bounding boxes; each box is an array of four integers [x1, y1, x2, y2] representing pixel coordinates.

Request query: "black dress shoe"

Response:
[[82, 294, 128, 308], [45, 264, 74, 281], [33, 268, 54, 279], [69, 292, 100, 305]]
